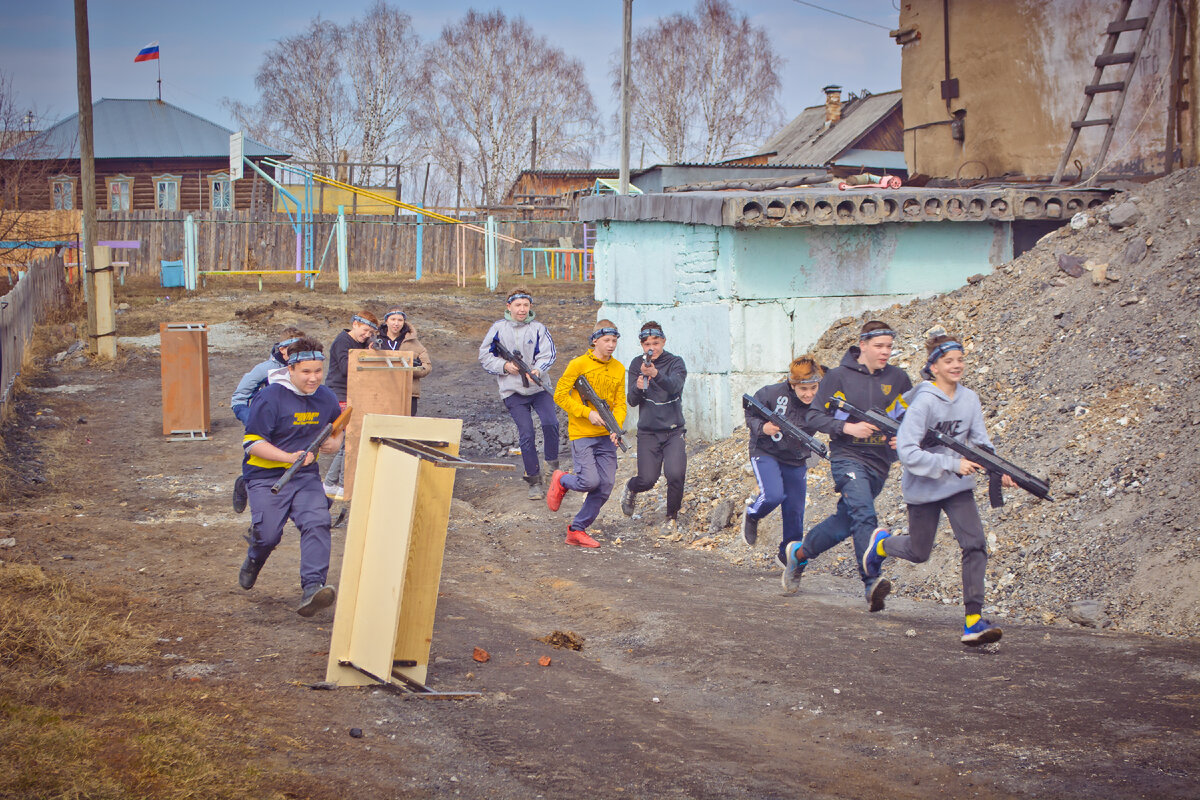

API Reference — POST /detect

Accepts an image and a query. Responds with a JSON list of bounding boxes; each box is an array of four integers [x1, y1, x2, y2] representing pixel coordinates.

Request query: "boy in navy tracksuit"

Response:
[[741, 357, 825, 593], [790, 320, 913, 611], [862, 334, 1015, 645], [620, 321, 688, 524], [239, 337, 344, 617]]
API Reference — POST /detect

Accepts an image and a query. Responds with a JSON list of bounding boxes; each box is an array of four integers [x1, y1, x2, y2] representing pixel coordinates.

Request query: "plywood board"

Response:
[[343, 350, 413, 500], [159, 323, 210, 436], [325, 414, 463, 688]]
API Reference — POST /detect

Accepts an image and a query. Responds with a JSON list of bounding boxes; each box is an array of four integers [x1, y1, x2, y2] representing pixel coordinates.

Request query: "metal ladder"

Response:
[[582, 223, 596, 280], [1053, 0, 1161, 184]]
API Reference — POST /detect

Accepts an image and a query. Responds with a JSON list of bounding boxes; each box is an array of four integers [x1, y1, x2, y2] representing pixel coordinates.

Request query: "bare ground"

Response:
[[0, 274, 1197, 799]]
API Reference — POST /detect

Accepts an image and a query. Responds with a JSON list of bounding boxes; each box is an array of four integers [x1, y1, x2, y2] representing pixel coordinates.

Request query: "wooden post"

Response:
[[92, 245, 116, 359], [619, 0, 632, 195], [74, 0, 98, 349]]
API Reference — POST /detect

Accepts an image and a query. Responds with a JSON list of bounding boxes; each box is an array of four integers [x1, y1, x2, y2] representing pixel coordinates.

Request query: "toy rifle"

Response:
[[827, 396, 1052, 506], [574, 375, 629, 451], [491, 337, 551, 393], [271, 405, 354, 494], [742, 393, 829, 460]]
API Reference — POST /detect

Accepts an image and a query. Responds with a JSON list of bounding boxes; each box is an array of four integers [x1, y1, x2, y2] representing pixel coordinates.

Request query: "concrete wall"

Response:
[[897, 0, 1176, 179], [595, 219, 1013, 439]]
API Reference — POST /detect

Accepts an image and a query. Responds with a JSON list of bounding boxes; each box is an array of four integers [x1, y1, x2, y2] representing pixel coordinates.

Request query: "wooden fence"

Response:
[[1, 251, 69, 413], [92, 210, 583, 279]]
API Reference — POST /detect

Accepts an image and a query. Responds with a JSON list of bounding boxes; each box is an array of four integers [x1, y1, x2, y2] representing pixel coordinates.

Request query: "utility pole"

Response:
[[75, 0, 113, 358], [531, 115, 538, 170], [619, 0, 633, 195]]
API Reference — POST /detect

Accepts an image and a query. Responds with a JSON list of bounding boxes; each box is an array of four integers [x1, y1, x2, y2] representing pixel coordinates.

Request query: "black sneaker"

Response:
[[297, 584, 336, 617], [741, 508, 759, 546], [866, 578, 892, 613], [239, 555, 262, 590], [620, 486, 637, 516], [232, 476, 248, 514]]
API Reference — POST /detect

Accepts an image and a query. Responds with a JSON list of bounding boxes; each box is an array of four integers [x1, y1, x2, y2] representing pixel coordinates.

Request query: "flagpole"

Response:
[[157, 53, 161, 101]]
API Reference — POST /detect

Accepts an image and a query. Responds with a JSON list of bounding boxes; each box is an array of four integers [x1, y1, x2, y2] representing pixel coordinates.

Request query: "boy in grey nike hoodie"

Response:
[[861, 334, 1015, 645]]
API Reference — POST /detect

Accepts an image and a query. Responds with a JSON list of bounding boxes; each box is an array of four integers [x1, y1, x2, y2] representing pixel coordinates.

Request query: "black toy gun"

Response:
[[742, 393, 829, 460], [491, 337, 551, 393], [271, 405, 354, 494], [828, 396, 1052, 506], [574, 375, 629, 452]]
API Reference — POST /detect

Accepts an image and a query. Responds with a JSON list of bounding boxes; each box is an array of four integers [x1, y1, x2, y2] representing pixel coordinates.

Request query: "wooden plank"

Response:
[[159, 323, 210, 435], [1095, 52, 1136, 67], [343, 349, 413, 500], [1107, 17, 1149, 33]]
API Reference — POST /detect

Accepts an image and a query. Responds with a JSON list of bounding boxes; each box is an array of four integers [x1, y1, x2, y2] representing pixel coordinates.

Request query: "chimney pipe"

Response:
[[823, 85, 843, 126]]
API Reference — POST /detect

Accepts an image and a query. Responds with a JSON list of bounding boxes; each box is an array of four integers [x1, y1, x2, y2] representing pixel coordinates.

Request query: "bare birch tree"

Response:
[[415, 10, 600, 206], [620, 0, 783, 164]]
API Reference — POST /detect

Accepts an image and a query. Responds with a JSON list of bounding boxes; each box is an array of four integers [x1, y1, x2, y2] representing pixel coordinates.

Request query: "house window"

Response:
[[154, 174, 181, 211], [209, 172, 233, 210], [50, 176, 75, 210], [106, 176, 133, 211]]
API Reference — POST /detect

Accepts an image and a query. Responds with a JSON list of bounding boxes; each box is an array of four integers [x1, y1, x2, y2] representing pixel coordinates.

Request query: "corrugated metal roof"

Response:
[[1, 98, 288, 160], [833, 149, 908, 170], [760, 90, 901, 166]]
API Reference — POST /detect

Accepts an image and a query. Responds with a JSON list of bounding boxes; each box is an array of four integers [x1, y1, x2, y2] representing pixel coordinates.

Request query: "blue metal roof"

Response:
[[2, 98, 288, 160]]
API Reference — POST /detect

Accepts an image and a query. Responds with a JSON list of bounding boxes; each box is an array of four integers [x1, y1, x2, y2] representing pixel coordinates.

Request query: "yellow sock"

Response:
[[965, 613, 981, 628], [876, 539, 887, 556]]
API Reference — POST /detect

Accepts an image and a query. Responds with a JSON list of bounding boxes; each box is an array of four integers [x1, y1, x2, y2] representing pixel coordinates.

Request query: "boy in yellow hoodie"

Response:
[[546, 320, 627, 547]]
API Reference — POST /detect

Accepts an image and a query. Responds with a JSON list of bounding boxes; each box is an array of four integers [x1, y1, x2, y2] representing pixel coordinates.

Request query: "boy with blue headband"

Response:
[[862, 333, 1015, 645], [322, 310, 379, 498], [238, 337, 344, 617]]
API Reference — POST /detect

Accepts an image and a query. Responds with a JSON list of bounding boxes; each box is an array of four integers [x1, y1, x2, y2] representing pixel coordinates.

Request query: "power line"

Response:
[[786, 0, 892, 31]]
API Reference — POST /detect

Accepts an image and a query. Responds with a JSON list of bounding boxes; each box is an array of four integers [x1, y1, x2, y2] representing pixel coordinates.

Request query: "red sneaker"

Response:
[[546, 469, 568, 511], [565, 527, 600, 548]]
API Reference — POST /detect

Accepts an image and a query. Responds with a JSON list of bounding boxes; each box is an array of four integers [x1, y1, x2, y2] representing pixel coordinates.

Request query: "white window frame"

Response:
[[208, 172, 234, 210], [106, 175, 133, 211], [154, 173, 181, 211], [50, 175, 76, 210]]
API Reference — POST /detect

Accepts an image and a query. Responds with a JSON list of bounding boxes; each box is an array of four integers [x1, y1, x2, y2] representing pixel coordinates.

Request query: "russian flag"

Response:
[[134, 42, 160, 63]]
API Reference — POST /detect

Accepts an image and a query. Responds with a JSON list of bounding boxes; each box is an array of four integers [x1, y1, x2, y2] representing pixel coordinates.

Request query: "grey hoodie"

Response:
[[478, 313, 557, 399], [897, 381, 994, 504]]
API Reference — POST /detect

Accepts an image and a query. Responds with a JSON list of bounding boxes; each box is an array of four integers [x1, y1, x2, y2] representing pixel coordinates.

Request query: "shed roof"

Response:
[[759, 90, 901, 166], [1, 98, 288, 160]]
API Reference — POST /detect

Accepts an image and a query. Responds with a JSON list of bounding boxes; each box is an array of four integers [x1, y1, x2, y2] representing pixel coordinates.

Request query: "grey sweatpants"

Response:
[[884, 489, 988, 617]]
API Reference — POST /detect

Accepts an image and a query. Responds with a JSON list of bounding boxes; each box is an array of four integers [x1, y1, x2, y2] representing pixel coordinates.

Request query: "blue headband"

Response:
[[860, 328, 897, 340], [925, 340, 964, 369], [383, 309, 406, 322], [353, 315, 378, 331], [288, 350, 326, 365], [591, 327, 620, 343], [507, 292, 532, 303], [276, 336, 300, 350], [638, 327, 665, 341]]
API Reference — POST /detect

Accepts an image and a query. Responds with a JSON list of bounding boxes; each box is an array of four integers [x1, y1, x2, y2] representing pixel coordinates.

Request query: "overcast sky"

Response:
[[0, 0, 902, 166]]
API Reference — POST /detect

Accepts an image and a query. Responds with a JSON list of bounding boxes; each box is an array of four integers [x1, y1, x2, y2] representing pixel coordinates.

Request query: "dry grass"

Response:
[[0, 563, 322, 800]]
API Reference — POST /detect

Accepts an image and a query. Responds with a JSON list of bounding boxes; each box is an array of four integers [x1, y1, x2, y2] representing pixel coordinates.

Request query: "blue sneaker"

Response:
[[862, 527, 891, 579], [780, 542, 808, 595], [961, 618, 1003, 645]]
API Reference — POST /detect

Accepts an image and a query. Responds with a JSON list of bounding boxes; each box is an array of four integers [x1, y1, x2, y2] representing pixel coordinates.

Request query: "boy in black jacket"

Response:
[[791, 320, 913, 610], [741, 356, 825, 593], [620, 321, 688, 525]]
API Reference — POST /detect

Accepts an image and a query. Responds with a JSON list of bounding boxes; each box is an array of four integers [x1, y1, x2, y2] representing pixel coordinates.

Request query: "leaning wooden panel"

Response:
[[325, 414, 463, 688], [159, 322, 210, 437], [343, 349, 413, 501]]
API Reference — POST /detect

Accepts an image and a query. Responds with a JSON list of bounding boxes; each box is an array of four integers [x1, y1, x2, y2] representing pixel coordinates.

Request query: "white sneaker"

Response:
[[323, 483, 343, 500]]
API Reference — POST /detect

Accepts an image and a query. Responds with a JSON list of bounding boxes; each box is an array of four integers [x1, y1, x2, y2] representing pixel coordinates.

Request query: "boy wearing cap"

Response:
[[741, 356, 825, 589], [322, 311, 379, 498], [230, 326, 304, 513], [238, 337, 344, 617], [546, 320, 626, 547], [863, 333, 1015, 645], [479, 288, 559, 500], [379, 306, 432, 416], [621, 321, 688, 525], [786, 320, 913, 609]]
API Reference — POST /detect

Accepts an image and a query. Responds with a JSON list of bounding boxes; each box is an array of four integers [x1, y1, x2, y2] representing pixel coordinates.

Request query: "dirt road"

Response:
[[3, 277, 1196, 799]]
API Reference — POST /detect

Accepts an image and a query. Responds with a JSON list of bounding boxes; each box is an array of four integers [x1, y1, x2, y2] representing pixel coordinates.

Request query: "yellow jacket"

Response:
[[554, 349, 627, 441]]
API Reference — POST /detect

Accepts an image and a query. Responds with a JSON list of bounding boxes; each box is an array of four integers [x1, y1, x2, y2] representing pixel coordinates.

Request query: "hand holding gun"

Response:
[[491, 338, 551, 393], [271, 405, 354, 494], [742, 393, 829, 460], [574, 375, 629, 452]]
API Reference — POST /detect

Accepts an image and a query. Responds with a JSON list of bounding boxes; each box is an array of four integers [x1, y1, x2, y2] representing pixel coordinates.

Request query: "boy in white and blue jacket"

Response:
[[862, 334, 1016, 646]]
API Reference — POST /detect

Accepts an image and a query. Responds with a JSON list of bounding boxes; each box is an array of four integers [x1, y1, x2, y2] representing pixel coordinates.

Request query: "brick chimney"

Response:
[[823, 85, 843, 126]]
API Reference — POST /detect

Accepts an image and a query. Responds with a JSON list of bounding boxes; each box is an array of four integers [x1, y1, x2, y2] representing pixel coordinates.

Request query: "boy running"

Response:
[[620, 321, 687, 525], [741, 356, 824, 591], [479, 288, 559, 500], [546, 321, 626, 548], [862, 334, 1015, 645], [238, 337, 344, 617], [787, 320, 913, 610]]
